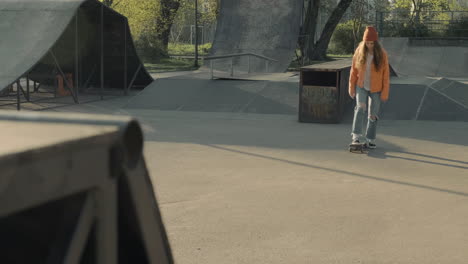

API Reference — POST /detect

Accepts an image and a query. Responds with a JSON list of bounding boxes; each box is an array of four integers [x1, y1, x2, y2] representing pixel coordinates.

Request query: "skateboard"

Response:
[[348, 142, 368, 153]]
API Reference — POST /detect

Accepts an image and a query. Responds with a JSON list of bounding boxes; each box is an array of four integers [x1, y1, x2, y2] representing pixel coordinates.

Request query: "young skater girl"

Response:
[[349, 26, 390, 148]]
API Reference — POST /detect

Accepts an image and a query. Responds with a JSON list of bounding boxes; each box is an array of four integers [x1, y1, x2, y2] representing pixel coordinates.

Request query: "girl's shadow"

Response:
[[367, 144, 468, 170]]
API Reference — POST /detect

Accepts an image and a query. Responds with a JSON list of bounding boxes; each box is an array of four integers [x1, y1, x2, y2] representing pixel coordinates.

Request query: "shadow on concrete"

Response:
[[203, 143, 468, 198], [124, 79, 298, 115], [367, 148, 468, 170]]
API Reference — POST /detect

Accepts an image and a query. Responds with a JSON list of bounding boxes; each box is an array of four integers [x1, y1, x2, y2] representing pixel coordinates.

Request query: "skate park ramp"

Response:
[[0, 0, 152, 93], [125, 72, 468, 122], [380, 37, 468, 78], [208, 0, 302, 73], [123, 77, 299, 115], [380, 80, 468, 122], [377, 38, 468, 121]]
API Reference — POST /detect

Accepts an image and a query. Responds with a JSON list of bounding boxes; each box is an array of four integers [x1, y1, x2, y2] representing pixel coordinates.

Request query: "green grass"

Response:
[[144, 58, 203, 73], [328, 54, 353, 58], [168, 43, 212, 56]]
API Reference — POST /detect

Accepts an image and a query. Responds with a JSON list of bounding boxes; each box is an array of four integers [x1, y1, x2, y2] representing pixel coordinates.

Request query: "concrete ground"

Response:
[[3, 71, 468, 263]]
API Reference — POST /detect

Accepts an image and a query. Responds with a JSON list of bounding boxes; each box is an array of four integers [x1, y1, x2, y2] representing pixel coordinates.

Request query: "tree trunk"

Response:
[[158, 0, 181, 49], [307, 0, 353, 61], [300, 0, 320, 65]]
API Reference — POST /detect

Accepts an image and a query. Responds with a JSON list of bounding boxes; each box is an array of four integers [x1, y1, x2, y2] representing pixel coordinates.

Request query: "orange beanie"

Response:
[[363, 26, 378, 41]]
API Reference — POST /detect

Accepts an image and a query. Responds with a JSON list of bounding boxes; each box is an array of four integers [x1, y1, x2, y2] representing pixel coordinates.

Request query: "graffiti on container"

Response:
[[301, 85, 337, 119]]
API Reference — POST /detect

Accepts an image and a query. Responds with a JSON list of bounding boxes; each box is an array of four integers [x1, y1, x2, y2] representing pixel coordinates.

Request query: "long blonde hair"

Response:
[[355, 41, 384, 71]]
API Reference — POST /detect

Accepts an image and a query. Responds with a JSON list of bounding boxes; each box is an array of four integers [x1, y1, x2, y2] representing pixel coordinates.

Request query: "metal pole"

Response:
[[50, 51, 78, 102], [248, 55, 251, 74], [190, 25, 193, 45], [96, 181, 118, 264], [265, 60, 269, 73], [127, 64, 142, 91], [75, 12, 80, 103], [375, 11, 378, 33], [16, 81, 20, 111], [194, 0, 199, 67], [100, 4, 104, 100], [230, 57, 234, 77], [26, 75, 30, 101], [380, 12, 384, 37], [124, 20, 128, 95], [210, 60, 213, 79]]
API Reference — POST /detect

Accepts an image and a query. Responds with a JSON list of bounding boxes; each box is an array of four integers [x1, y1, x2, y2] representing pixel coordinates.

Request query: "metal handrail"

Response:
[[204, 52, 278, 62], [204, 52, 278, 79]]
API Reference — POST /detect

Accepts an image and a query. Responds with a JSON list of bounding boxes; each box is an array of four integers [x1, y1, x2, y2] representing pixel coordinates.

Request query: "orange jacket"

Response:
[[349, 49, 390, 101]]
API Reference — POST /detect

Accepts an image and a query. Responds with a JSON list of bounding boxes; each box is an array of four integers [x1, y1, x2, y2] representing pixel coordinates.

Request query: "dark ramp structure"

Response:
[[208, 0, 302, 74], [0, 0, 152, 107], [0, 111, 173, 264], [380, 80, 468, 122]]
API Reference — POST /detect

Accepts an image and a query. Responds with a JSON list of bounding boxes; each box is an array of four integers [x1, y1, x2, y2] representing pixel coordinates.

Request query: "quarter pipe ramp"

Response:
[[208, 0, 303, 73], [381, 37, 468, 78], [0, 0, 152, 93]]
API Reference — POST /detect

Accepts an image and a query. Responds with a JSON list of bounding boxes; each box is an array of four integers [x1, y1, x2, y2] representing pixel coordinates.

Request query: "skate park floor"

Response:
[[3, 70, 468, 263]]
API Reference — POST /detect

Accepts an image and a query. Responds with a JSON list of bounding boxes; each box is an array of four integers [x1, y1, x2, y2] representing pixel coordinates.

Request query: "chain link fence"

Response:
[[170, 23, 216, 45], [376, 11, 468, 38]]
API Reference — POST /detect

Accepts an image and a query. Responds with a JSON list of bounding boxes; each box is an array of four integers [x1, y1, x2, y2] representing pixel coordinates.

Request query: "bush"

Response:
[[383, 21, 431, 37], [445, 17, 468, 37], [168, 43, 212, 56], [328, 21, 364, 55], [134, 32, 168, 62]]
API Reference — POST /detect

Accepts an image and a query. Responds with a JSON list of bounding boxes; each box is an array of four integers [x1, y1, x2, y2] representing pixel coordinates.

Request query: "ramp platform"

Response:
[[0, 0, 152, 107]]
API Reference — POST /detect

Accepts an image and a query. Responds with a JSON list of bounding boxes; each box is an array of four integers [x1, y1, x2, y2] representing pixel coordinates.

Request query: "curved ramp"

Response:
[[208, 0, 302, 73], [381, 37, 468, 78], [0, 0, 152, 92]]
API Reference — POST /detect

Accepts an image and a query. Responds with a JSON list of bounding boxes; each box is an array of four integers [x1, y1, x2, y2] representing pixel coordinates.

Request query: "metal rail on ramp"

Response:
[[204, 53, 278, 79]]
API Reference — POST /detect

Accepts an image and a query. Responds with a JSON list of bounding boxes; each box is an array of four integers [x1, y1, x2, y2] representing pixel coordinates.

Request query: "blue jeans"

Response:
[[351, 86, 381, 140]]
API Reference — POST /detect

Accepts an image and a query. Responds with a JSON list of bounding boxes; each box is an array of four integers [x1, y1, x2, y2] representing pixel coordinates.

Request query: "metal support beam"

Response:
[[75, 11, 80, 103], [194, 0, 199, 67], [16, 81, 20, 111], [100, 4, 104, 100], [96, 178, 118, 264], [63, 193, 96, 264], [26, 75, 30, 101], [17, 81, 27, 101], [124, 20, 128, 95], [83, 64, 97, 90], [49, 51, 78, 103], [210, 60, 213, 79], [230, 58, 234, 77], [127, 64, 142, 91]]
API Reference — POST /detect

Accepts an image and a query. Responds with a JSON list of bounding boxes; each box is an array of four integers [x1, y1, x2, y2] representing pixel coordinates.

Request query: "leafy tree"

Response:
[[349, 0, 368, 50], [328, 20, 359, 54], [303, 0, 354, 61], [158, 0, 181, 48], [99, 0, 182, 58]]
